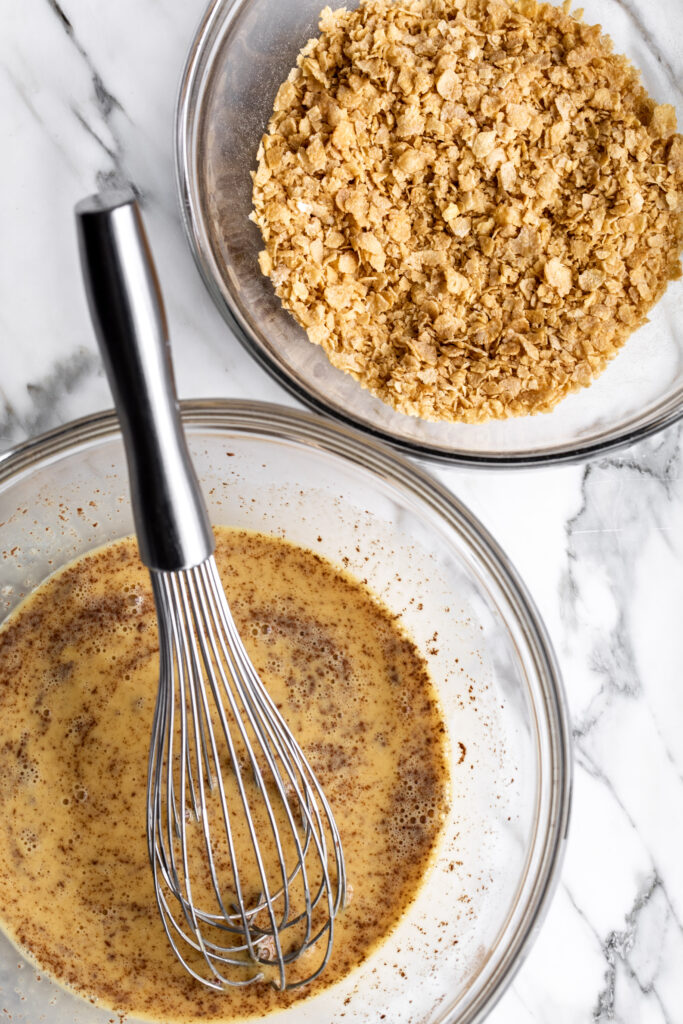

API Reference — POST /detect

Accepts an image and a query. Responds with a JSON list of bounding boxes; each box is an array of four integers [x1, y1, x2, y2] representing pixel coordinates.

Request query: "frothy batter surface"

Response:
[[0, 529, 449, 1021]]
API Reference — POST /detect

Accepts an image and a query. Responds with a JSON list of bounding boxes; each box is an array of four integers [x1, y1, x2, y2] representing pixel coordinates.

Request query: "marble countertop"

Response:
[[2, 1, 682, 1021]]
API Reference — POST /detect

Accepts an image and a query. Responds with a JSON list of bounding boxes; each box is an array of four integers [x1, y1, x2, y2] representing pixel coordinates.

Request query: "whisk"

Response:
[[75, 191, 346, 991]]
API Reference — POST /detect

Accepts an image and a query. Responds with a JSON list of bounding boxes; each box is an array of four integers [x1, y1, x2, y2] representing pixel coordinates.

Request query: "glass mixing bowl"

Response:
[[175, 0, 683, 466], [0, 401, 570, 1023]]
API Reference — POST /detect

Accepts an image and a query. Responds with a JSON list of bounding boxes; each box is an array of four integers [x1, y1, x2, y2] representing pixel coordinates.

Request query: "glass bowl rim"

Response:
[[174, 0, 683, 469], [0, 399, 572, 1024]]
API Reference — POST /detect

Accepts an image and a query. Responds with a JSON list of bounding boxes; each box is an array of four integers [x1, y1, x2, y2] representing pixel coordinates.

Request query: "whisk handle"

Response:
[[75, 190, 214, 571]]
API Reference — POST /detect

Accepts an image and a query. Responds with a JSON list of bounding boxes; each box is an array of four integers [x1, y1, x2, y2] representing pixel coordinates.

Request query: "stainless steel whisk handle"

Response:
[[76, 190, 214, 572]]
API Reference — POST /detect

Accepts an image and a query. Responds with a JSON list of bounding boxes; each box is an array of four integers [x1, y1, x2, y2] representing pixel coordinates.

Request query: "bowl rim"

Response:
[[0, 398, 572, 1024], [174, 0, 683, 469]]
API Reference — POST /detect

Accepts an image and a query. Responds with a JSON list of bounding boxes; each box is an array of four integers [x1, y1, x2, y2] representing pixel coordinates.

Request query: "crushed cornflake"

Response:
[[251, 0, 683, 423]]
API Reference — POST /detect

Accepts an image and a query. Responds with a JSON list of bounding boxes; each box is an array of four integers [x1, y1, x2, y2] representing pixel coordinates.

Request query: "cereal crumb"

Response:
[[251, 0, 683, 423]]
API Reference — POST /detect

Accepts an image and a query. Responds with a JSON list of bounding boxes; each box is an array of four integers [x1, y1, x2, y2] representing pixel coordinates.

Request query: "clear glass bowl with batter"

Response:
[[0, 401, 570, 1024], [175, 0, 683, 466]]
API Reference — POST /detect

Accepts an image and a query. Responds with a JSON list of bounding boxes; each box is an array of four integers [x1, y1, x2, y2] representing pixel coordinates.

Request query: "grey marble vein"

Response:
[[2, 63, 84, 179], [609, 0, 683, 97], [45, 0, 134, 194], [562, 425, 682, 742], [572, 743, 674, 902], [594, 874, 678, 1024], [0, 350, 101, 452], [71, 106, 119, 164]]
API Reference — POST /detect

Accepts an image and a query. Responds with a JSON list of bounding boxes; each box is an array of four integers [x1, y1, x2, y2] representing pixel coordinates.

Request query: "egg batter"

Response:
[[0, 529, 449, 1021]]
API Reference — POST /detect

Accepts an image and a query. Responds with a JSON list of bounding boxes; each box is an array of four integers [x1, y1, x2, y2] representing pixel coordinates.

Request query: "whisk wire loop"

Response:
[[147, 558, 346, 991], [153, 575, 253, 985], [174, 572, 243, 983], [153, 574, 244, 986], [198, 564, 315, 911], [205, 564, 338, 928], [200, 561, 343, 987], [182, 568, 291, 988]]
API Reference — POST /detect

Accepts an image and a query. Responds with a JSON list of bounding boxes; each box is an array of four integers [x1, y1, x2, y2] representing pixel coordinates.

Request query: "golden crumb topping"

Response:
[[251, 0, 683, 422]]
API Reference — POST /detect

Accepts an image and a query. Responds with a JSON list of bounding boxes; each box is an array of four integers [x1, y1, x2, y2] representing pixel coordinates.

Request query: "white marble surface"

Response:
[[1, 1, 682, 1022]]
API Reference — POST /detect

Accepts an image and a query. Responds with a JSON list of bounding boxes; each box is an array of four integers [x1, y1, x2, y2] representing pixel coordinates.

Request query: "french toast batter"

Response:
[[0, 529, 449, 1020]]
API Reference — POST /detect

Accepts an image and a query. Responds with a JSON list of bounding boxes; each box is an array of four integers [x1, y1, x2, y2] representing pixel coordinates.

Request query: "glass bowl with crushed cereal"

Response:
[[176, 0, 683, 466], [0, 401, 570, 1023]]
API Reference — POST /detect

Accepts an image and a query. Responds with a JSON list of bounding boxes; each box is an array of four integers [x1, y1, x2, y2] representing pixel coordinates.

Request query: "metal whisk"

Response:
[[75, 191, 346, 991]]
